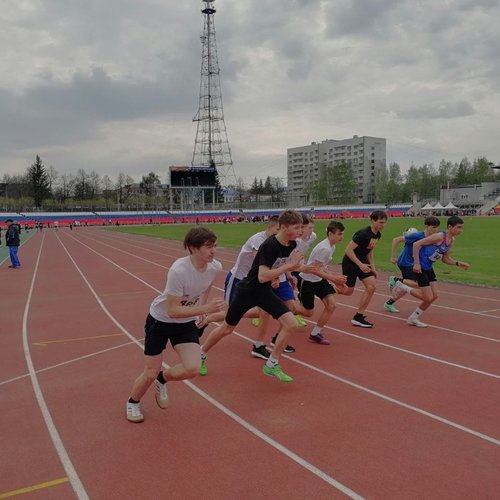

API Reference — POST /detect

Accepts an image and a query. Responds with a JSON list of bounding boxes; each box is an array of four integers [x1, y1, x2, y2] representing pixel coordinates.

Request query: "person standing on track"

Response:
[[341, 210, 388, 328], [126, 227, 225, 423], [5, 219, 21, 268], [389, 215, 470, 327], [199, 210, 315, 383]]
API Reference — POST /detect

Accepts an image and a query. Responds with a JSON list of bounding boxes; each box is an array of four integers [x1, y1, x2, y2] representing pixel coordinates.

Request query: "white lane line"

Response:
[[56, 233, 363, 499], [21, 234, 89, 500], [0, 341, 136, 387], [64, 232, 500, 447]]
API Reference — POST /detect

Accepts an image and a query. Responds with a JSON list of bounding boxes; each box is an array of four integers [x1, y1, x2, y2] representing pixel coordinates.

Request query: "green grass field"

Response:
[[110, 216, 500, 288]]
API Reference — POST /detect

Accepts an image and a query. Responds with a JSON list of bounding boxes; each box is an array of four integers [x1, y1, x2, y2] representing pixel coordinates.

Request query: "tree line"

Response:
[[1, 155, 165, 211], [305, 157, 498, 205], [2, 155, 498, 211]]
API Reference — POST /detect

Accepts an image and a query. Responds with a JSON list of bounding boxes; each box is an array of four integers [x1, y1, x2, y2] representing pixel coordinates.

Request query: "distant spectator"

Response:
[[5, 219, 21, 268]]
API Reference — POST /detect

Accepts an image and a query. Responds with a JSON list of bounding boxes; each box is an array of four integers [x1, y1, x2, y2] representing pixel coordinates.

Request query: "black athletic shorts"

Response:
[[399, 266, 437, 287], [143, 314, 200, 356], [342, 258, 375, 288], [298, 277, 335, 310], [225, 284, 290, 326]]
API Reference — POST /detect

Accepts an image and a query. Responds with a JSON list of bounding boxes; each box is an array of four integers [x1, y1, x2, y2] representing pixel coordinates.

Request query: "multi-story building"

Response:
[[287, 135, 386, 204]]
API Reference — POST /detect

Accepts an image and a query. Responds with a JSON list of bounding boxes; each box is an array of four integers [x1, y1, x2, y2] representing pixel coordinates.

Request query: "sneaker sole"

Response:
[[126, 414, 144, 423], [351, 319, 373, 328], [384, 305, 399, 313], [263, 372, 293, 383], [155, 394, 169, 409], [407, 321, 428, 328], [308, 339, 330, 346], [251, 351, 270, 360]]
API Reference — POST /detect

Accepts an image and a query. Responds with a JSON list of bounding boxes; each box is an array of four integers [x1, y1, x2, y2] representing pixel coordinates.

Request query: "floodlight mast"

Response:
[[192, 0, 236, 184]]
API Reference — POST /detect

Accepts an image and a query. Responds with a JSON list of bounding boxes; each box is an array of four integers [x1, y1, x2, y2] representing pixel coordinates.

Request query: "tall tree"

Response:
[[307, 162, 357, 204], [140, 172, 161, 197], [26, 155, 51, 208], [74, 169, 91, 200]]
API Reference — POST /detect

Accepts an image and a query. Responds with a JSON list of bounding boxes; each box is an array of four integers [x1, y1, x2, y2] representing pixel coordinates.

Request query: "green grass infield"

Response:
[[110, 216, 500, 288]]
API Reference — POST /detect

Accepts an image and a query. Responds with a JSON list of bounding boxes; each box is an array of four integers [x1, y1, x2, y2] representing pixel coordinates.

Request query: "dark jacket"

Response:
[[6, 223, 20, 246]]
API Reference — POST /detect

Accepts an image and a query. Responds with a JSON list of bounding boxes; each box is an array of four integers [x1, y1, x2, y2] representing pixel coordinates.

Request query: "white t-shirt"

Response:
[[230, 231, 268, 279], [279, 232, 318, 282], [299, 238, 335, 283], [150, 256, 222, 323], [296, 232, 317, 254]]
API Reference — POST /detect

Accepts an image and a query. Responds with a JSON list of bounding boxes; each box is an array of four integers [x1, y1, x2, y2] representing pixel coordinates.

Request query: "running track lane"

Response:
[[0, 227, 499, 498]]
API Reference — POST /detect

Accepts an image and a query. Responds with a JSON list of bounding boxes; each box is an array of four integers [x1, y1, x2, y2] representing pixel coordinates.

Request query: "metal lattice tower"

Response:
[[192, 0, 236, 185]]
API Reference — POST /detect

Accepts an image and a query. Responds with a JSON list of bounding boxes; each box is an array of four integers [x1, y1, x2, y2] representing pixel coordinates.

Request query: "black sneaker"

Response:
[[270, 333, 296, 353], [351, 313, 374, 328], [251, 344, 271, 360]]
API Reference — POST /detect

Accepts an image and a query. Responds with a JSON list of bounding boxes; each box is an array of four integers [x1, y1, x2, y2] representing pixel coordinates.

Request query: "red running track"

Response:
[[1, 227, 499, 499]]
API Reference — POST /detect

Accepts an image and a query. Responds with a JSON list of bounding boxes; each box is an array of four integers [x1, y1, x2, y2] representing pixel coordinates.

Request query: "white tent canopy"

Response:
[[433, 202, 445, 209], [444, 202, 458, 209], [421, 203, 434, 210]]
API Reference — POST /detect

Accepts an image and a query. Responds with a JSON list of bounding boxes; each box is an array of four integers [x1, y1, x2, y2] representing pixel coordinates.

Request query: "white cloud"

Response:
[[0, 0, 499, 187]]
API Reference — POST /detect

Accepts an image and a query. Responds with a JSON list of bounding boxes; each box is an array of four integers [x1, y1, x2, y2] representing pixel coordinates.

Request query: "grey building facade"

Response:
[[287, 135, 386, 204]]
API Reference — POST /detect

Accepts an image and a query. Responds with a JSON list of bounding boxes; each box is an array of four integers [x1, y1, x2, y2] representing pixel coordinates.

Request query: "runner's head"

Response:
[[278, 210, 303, 240], [447, 215, 464, 236], [183, 227, 217, 254], [424, 216, 440, 235], [369, 210, 388, 232], [326, 221, 345, 244]]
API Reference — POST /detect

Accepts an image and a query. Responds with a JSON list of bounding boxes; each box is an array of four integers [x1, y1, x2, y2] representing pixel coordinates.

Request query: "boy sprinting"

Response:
[[297, 221, 348, 345], [342, 210, 388, 328], [390, 215, 470, 327], [200, 210, 312, 383], [383, 216, 440, 313], [126, 227, 225, 423], [224, 215, 280, 360]]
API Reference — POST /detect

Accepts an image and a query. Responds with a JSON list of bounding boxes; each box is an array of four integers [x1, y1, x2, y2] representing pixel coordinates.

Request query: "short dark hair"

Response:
[[326, 221, 345, 235], [183, 227, 217, 253], [370, 210, 388, 221], [301, 214, 311, 225], [267, 215, 279, 225], [447, 215, 464, 227], [424, 216, 440, 227], [278, 210, 302, 226]]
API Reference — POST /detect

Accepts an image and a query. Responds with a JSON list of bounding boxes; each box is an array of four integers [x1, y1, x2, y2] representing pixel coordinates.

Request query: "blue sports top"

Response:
[[397, 231, 452, 270], [420, 231, 452, 270], [397, 231, 425, 267]]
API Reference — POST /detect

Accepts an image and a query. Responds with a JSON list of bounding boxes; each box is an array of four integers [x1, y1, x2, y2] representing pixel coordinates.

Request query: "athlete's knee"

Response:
[[302, 309, 314, 318], [324, 301, 336, 313], [218, 322, 234, 337], [143, 367, 159, 384], [343, 287, 354, 296]]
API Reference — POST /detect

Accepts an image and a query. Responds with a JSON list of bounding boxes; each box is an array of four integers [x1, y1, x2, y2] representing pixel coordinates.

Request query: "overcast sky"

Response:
[[1, 0, 499, 187]]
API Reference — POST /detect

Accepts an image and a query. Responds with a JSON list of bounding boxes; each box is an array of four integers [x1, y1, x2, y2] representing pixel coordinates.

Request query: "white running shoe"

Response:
[[407, 317, 428, 328], [154, 379, 169, 409], [126, 401, 144, 423]]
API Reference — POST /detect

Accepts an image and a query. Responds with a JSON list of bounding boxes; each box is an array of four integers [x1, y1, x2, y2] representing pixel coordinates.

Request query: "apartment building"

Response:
[[287, 135, 387, 204]]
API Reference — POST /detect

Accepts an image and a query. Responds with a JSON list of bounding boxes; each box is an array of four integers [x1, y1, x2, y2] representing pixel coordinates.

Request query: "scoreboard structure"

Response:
[[169, 166, 217, 188]]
